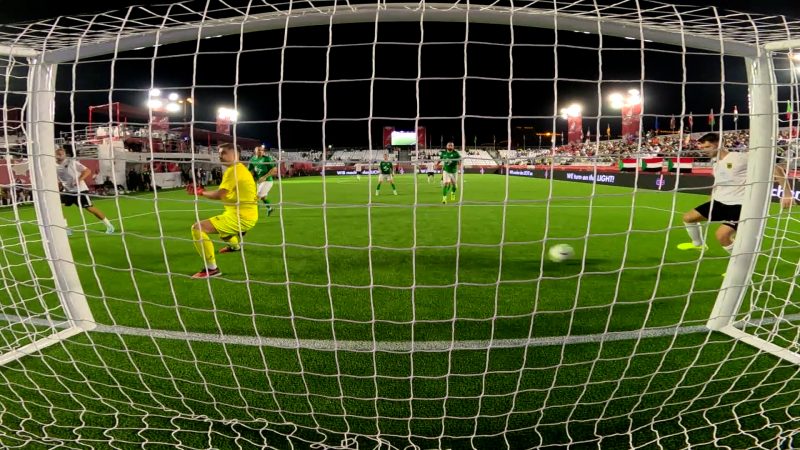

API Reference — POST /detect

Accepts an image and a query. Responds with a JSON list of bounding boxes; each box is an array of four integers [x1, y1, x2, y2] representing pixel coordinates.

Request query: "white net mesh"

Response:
[[0, 1, 799, 448]]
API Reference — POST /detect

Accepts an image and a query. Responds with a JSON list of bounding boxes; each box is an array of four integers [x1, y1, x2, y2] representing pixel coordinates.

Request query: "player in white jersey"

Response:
[[55, 147, 115, 235], [678, 133, 793, 254], [354, 162, 362, 180], [426, 161, 435, 183]]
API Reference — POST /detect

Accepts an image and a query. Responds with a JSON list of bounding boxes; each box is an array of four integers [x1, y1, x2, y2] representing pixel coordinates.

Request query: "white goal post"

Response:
[[707, 51, 800, 365], [0, 59, 95, 366]]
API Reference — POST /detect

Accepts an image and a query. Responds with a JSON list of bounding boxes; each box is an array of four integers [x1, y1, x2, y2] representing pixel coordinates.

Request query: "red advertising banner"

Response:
[[621, 103, 642, 138], [151, 115, 170, 132], [0, 158, 30, 185], [417, 126, 426, 149], [216, 117, 231, 135], [383, 126, 394, 148], [567, 115, 582, 144]]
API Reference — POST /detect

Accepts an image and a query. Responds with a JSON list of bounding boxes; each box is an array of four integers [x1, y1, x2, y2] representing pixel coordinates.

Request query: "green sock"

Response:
[[262, 198, 270, 206], [391, 183, 396, 191], [443, 185, 450, 196], [377, 184, 382, 191]]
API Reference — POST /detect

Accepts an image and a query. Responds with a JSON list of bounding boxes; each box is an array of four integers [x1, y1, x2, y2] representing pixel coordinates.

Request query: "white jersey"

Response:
[[355, 164, 362, 172], [57, 158, 89, 193], [781, 146, 799, 171], [712, 151, 748, 205]]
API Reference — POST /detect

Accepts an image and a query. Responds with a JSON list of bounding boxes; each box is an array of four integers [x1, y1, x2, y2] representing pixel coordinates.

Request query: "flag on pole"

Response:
[[708, 109, 715, 128], [654, 116, 660, 131], [733, 105, 738, 123], [688, 112, 694, 130], [787, 102, 794, 121], [580, 127, 584, 141], [587, 128, 591, 139], [669, 115, 676, 131], [606, 124, 611, 138]]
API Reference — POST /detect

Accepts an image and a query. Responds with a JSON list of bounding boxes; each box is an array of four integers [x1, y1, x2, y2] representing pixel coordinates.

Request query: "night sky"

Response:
[[1, 0, 799, 149]]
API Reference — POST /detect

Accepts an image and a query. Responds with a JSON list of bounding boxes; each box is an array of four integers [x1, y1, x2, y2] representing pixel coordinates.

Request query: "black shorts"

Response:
[[61, 191, 93, 208], [694, 200, 741, 230]]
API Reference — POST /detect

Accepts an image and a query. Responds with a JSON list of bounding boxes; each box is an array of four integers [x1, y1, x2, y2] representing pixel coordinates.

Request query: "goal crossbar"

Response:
[[22, 3, 767, 64]]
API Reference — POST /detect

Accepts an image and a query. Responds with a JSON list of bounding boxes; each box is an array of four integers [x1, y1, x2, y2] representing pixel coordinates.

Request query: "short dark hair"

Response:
[[218, 143, 237, 153], [697, 133, 720, 145]]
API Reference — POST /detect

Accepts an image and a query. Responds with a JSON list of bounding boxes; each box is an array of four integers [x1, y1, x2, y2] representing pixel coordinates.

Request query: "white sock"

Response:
[[684, 222, 703, 246], [206, 263, 217, 270], [723, 242, 734, 254], [102, 218, 113, 227]]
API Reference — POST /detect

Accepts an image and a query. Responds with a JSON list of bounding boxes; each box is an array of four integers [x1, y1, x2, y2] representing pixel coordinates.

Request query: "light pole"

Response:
[[217, 107, 239, 135], [175, 97, 193, 124], [559, 103, 583, 144], [608, 89, 642, 140]]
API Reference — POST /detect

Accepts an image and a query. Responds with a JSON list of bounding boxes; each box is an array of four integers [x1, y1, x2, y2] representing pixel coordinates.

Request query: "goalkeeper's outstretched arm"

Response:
[[188, 183, 228, 201], [202, 188, 228, 200]]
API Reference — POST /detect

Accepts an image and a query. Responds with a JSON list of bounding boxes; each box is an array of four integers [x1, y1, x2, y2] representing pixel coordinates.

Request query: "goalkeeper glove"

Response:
[[186, 184, 204, 196]]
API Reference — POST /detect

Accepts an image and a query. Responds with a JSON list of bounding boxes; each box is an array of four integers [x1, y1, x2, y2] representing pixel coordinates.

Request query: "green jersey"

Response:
[[249, 155, 276, 181], [439, 150, 461, 173], [379, 161, 393, 175]]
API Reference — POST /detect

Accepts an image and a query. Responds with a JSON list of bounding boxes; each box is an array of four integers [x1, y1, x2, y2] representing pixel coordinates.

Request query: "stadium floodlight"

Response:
[[167, 92, 179, 101], [608, 92, 625, 109], [560, 103, 582, 119], [148, 88, 161, 97], [608, 91, 641, 109], [3, 2, 800, 450], [146, 98, 162, 109], [165, 102, 180, 112], [627, 89, 642, 104], [217, 107, 238, 122]]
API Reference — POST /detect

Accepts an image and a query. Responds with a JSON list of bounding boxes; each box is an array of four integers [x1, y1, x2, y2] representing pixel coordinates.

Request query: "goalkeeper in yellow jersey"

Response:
[[188, 143, 258, 279]]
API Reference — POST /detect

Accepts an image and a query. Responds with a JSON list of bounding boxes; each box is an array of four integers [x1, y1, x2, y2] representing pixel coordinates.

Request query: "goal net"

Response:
[[0, 1, 798, 448]]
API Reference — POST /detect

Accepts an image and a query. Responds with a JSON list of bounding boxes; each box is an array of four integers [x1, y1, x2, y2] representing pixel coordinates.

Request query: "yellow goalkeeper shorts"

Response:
[[209, 213, 257, 237]]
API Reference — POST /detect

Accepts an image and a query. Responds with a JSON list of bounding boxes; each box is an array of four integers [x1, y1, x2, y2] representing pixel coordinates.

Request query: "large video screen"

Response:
[[391, 131, 417, 146]]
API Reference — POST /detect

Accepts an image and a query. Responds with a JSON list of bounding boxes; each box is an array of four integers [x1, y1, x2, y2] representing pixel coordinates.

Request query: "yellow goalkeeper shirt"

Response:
[[220, 162, 258, 222]]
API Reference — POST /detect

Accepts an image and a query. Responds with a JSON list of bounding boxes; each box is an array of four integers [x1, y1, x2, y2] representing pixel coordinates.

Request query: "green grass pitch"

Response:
[[0, 173, 798, 449]]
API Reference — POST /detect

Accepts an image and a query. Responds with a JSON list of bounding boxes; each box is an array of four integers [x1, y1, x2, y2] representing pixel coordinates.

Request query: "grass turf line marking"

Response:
[[2, 313, 799, 351]]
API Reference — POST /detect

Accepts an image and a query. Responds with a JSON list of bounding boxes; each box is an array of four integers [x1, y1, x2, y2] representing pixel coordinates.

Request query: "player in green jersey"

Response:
[[376, 153, 397, 196], [438, 141, 461, 203], [248, 146, 278, 216]]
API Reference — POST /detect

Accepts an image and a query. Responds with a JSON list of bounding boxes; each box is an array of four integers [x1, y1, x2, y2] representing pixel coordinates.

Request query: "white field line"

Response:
[[0, 203, 684, 228], [110, 204, 684, 222], [2, 313, 799, 351]]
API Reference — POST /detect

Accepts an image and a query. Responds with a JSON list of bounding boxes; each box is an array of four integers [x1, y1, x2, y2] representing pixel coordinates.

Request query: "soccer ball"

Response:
[[548, 244, 575, 263]]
